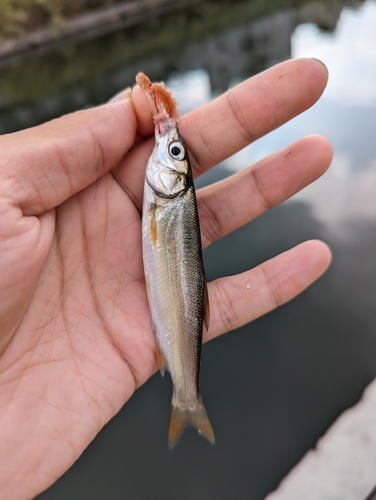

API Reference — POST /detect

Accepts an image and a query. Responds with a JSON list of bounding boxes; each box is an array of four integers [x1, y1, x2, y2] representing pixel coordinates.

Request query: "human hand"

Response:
[[0, 58, 331, 499]]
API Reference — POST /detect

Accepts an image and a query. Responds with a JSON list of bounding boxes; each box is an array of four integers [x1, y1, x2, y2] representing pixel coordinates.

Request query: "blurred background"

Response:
[[1, 0, 376, 498]]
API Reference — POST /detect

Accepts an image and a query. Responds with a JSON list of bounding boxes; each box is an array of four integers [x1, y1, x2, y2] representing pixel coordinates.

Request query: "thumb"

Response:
[[0, 97, 137, 216]]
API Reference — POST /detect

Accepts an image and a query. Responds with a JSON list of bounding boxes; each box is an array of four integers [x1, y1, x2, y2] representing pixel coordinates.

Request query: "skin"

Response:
[[0, 58, 332, 499]]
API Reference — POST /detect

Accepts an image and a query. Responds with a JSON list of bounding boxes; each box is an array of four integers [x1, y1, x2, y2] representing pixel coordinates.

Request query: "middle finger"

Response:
[[198, 134, 332, 249]]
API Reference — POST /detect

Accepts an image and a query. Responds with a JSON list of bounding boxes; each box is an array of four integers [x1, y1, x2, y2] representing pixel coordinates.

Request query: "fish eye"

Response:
[[168, 141, 185, 160]]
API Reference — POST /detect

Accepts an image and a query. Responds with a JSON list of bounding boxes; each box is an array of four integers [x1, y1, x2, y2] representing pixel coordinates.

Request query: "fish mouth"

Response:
[[155, 118, 178, 139]]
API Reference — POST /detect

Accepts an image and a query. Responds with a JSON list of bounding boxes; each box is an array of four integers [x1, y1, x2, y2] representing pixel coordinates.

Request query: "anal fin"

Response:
[[155, 343, 166, 377]]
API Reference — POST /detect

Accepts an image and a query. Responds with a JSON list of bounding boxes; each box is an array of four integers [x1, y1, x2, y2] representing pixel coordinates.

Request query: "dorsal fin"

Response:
[[203, 280, 210, 331]]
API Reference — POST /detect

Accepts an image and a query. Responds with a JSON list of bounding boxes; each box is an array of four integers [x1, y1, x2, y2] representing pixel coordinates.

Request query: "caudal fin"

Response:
[[168, 395, 215, 450]]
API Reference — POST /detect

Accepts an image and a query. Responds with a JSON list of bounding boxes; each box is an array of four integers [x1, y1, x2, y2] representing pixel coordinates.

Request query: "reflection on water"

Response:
[[294, 2, 376, 107], [247, 1, 376, 236], [0, 0, 346, 133], [165, 69, 211, 115], [16, 0, 376, 498], [290, 1, 376, 237]]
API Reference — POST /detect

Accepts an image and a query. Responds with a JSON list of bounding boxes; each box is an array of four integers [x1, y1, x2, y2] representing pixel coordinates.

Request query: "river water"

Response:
[[5, 0, 373, 498]]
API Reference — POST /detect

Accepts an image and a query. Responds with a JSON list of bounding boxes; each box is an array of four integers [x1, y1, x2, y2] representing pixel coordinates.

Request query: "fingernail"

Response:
[[311, 58, 329, 77], [109, 87, 132, 103]]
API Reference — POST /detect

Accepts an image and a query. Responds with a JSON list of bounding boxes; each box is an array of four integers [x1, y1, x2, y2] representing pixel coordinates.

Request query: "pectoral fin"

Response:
[[149, 203, 157, 246]]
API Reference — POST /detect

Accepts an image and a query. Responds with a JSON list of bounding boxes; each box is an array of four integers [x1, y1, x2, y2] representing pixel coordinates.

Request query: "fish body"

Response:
[[142, 119, 214, 449]]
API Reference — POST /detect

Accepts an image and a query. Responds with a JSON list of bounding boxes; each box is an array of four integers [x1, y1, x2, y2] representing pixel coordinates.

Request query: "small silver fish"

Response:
[[142, 118, 214, 449]]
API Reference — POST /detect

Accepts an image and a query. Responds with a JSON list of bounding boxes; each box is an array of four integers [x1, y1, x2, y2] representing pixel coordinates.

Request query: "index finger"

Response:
[[183, 57, 328, 176], [113, 58, 329, 209]]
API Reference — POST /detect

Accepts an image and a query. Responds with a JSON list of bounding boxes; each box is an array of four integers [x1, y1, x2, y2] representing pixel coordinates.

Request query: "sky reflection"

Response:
[[293, 1, 376, 107], [291, 1, 376, 232], [166, 69, 211, 115], [238, 0, 376, 236]]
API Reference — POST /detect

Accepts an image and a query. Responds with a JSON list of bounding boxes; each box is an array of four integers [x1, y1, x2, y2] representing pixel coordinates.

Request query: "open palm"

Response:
[[0, 59, 332, 499]]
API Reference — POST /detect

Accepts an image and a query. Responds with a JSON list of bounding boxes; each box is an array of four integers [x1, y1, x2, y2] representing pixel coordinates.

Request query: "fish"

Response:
[[138, 73, 215, 449]]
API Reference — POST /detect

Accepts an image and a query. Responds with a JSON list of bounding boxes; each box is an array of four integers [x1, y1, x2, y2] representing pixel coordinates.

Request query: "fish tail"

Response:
[[168, 394, 215, 450]]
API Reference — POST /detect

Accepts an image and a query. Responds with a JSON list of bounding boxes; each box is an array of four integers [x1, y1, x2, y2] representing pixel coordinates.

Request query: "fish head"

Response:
[[146, 120, 189, 199]]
